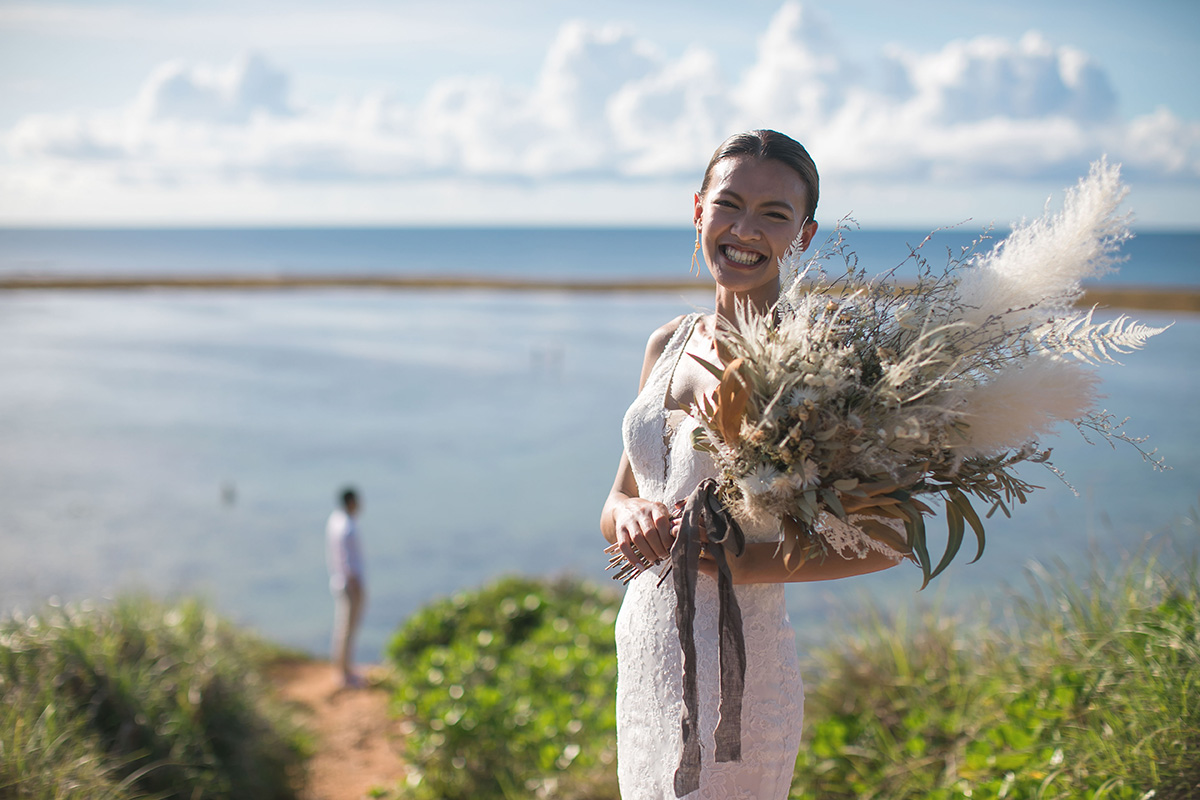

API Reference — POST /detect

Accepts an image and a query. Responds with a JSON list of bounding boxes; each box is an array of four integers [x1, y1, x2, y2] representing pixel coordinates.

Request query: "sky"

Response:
[[1, 0, 1198, 229]]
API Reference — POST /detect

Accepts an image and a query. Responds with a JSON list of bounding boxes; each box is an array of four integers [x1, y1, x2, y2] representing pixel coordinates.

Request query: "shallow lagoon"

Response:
[[0, 288, 1196, 659]]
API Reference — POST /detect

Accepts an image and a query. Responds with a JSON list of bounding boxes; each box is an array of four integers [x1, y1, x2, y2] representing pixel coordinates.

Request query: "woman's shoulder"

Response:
[[645, 312, 703, 361], [637, 313, 700, 389], [648, 313, 689, 350]]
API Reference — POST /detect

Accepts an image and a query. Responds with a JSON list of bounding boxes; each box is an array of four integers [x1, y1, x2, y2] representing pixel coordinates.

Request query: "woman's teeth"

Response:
[[722, 246, 764, 266]]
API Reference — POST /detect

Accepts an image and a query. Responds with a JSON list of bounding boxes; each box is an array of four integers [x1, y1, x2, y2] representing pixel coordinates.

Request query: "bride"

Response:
[[600, 130, 903, 799]]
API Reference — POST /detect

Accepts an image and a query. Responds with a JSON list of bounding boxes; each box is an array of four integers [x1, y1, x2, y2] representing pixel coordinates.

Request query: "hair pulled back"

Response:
[[699, 130, 819, 224]]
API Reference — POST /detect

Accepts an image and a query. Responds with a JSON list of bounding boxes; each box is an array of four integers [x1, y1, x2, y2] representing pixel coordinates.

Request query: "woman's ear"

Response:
[[693, 192, 703, 226], [799, 220, 819, 252]]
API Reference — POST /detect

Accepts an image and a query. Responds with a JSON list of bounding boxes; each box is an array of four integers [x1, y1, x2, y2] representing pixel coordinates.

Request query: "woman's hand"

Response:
[[608, 497, 675, 574], [669, 500, 728, 580]]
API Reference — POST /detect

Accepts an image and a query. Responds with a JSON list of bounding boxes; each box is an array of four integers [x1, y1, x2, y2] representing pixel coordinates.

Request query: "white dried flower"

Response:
[[741, 464, 783, 500]]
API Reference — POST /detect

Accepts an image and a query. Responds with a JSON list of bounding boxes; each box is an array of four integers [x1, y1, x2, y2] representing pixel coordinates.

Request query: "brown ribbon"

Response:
[[671, 478, 747, 797]]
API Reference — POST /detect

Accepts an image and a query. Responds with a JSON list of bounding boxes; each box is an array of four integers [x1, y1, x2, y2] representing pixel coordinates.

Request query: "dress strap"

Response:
[[647, 312, 703, 407]]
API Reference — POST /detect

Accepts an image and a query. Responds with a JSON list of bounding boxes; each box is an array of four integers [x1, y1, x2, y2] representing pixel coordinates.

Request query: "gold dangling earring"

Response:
[[690, 228, 701, 276]]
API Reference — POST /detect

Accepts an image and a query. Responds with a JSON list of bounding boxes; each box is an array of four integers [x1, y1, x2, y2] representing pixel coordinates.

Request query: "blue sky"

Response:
[[1, 0, 1197, 228]]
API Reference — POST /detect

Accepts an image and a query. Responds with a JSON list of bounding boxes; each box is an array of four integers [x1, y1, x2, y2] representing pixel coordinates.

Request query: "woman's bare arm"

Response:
[[600, 317, 687, 568], [722, 541, 902, 584]]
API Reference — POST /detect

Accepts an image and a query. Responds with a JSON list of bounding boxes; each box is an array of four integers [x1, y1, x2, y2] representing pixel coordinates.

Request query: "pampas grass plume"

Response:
[[956, 159, 1131, 328], [953, 356, 1101, 457]]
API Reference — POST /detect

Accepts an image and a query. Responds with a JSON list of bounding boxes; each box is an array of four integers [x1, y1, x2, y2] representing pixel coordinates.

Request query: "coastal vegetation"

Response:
[[2, 537, 1195, 800], [0, 596, 308, 799], [790, 544, 1199, 798], [384, 576, 620, 800], [382, 541, 1197, 800]]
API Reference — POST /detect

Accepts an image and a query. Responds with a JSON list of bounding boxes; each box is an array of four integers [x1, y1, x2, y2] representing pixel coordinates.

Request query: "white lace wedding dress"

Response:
[[615, 313, 804, 799]]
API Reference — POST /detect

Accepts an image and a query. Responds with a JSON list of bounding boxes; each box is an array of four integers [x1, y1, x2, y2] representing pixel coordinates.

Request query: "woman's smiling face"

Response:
[[694, 155, 817, 301]]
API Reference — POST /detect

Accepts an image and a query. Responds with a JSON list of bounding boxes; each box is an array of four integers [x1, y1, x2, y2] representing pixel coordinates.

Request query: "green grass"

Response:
[[791, 543, 1200, 799], [0, 595, 309, 800]]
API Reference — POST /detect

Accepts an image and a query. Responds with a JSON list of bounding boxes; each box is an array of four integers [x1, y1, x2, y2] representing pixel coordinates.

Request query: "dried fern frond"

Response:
[[1036, 307, 1174, 365]]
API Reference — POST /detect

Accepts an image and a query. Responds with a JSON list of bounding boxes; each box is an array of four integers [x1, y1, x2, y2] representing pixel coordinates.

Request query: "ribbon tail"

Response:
[[671, 489, 703, 797], [671, 478, 749, 792], [711, 543, 745, 762], [703, 485, 746, 764]]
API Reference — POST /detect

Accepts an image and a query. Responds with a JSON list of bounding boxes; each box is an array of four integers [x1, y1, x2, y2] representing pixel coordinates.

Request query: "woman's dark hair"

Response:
[[699, 129, 819, 224], [340, 487, 359, 509]]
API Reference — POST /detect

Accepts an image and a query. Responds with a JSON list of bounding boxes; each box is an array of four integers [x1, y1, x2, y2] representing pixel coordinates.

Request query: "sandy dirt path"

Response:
[[273, 661, 408, 800]]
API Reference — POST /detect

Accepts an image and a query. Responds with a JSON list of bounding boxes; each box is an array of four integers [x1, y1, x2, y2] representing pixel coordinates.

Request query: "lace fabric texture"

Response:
[[616, 313, 804, 799]]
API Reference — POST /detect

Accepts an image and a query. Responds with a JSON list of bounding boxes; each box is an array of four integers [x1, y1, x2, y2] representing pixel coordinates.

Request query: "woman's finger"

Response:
[[640, 506, 674, 561], [616, 529, 644, 569]]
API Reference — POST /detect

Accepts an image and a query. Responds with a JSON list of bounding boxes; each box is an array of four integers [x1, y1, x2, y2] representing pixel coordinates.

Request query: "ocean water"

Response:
[[1, 229, 1197, 661], [1, 227, 1198, 286]]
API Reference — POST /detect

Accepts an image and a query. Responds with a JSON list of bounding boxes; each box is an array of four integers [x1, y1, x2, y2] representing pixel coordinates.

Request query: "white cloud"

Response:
[[3, 1, 1198, 224], [891, 32, 1118, 123], [134, 53, 292, 125], [732, 2, 856, 132], [608, 46, 730, 176]]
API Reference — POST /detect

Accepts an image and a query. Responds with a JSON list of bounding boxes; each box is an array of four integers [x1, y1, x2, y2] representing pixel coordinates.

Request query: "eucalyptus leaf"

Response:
[[949, 487, 987, 564], [689, 352, 725, 380], [820, 488, 847, 520], [929, 498, 965, 582]]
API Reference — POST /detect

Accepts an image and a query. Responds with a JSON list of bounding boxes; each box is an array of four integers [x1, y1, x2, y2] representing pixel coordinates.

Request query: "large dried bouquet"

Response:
[[690, 159, 1168, 587]]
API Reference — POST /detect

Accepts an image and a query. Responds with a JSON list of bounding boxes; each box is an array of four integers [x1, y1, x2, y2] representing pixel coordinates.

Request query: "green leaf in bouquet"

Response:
[[986, 497, 1012, 520], [780, 515, 824, 572], [689, 352, 726, 381], [853, 517, 912, 555], [896, 497, 932, 589], [797, 498, 819, 525], [929, 496, 967, 583], [820, 488, 847, 520], [948, 487, 987, 564], [690, 427, 717, 454], [837, 475, 912, 514]]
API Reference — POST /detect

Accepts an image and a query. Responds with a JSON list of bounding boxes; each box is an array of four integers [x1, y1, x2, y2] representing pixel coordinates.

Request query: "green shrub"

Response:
[[0, 595, 308, 800], [385, 575, 620, 800], [790, 547, 1200, 799]]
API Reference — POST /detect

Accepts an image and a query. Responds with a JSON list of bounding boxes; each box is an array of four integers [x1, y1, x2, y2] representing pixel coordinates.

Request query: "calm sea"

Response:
[[1, 228, 1197, 660], [2, 227, 1198, 286]]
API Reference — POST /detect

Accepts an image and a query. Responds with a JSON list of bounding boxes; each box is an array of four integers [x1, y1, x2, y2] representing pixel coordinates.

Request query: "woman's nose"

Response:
[[729, 211, 758, 239]]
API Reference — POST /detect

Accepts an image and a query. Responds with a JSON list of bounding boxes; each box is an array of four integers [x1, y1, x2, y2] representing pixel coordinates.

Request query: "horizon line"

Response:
[[2, 222, 1198, 233]]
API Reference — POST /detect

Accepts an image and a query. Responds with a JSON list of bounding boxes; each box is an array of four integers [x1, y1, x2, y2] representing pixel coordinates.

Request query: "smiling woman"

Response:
[[693, 130, 820, 313], [601, 130, 903, 799]]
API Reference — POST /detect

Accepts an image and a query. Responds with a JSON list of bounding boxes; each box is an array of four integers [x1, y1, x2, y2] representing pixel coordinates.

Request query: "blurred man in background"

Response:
[[326, 487, 366, 688]]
